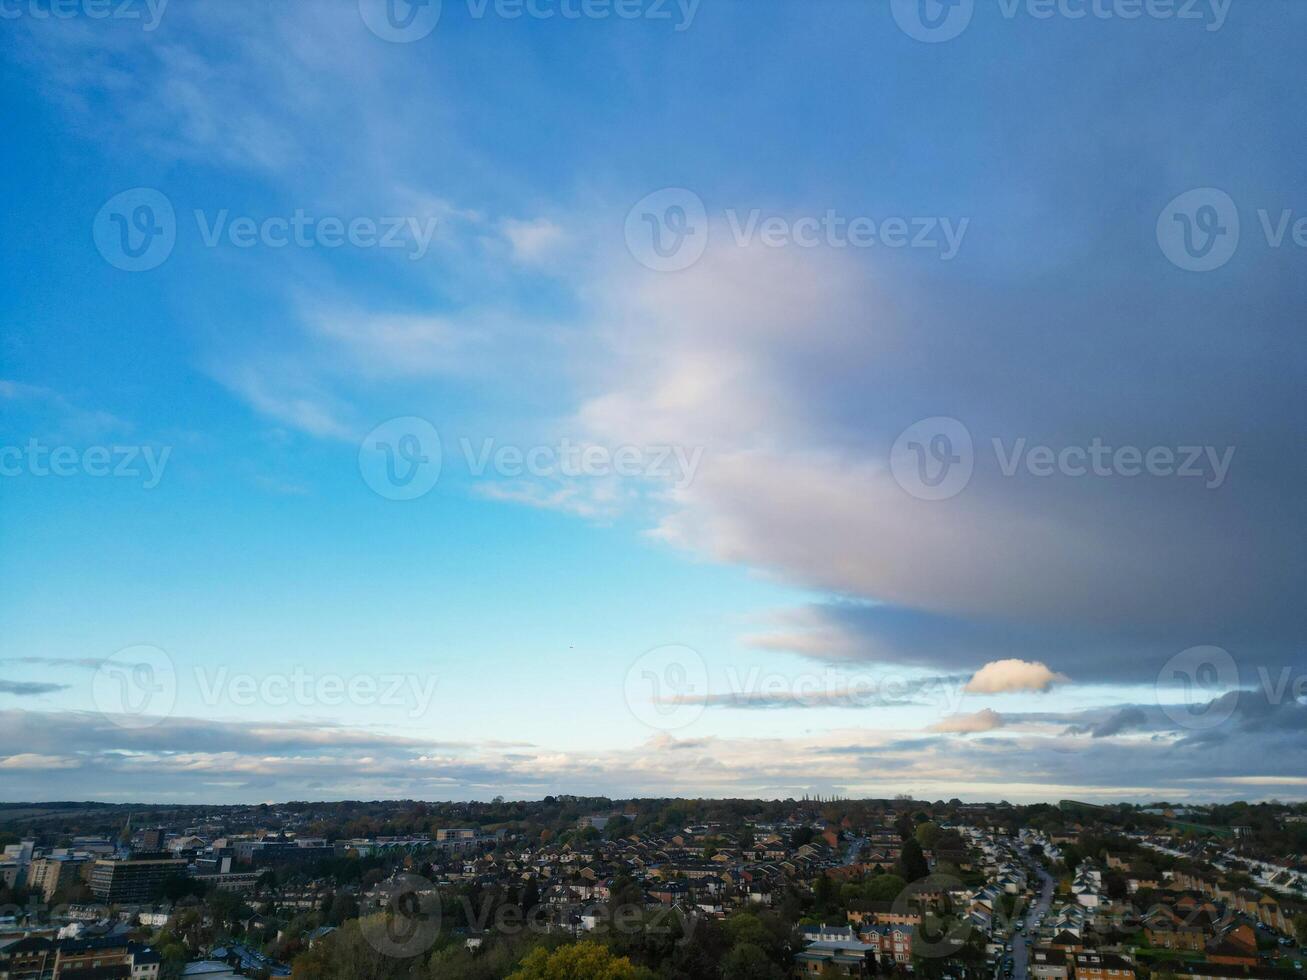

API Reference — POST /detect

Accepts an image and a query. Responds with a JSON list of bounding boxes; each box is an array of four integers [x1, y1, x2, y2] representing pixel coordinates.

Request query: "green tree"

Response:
[[506, 941, 651, 980], [1293, 912, 1307, 947], [863, 874, 907, 903], [897, 838, 929, 882], [721, 942, 785, 980], [915, 822, 941, 849]]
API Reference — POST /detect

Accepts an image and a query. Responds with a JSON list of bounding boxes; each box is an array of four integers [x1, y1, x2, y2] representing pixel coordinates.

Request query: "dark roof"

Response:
[[0, 935, 56, 953], [58, 936, 133, 953], [1166, 964, 1301, 980]]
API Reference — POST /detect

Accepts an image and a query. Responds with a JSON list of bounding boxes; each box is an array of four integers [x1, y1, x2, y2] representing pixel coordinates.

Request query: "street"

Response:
[[997, 862, 1055, 980]]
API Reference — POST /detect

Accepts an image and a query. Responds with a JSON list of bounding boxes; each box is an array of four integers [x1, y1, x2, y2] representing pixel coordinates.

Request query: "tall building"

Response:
[[89, 854, 187, 904], [26, 854, 90, 902]]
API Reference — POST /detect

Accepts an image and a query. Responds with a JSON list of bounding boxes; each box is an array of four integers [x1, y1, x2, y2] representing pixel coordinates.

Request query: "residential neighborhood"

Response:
[[1, 798, 1304, 979]]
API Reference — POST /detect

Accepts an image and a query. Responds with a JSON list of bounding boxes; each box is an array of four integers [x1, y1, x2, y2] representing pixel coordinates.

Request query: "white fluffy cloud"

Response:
[[964, 659, 1068, 694], [928, 708, 1005, 734]]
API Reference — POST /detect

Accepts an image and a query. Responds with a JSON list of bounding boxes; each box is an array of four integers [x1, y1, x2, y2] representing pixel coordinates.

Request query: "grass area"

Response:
[[1133, 948, 1206, 962], [1163, 819, 1234, 838]]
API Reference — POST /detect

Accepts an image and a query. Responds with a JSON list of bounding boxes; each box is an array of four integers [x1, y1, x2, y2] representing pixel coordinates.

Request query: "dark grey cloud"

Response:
[[0, 657, 111, 670], [747, 601, 1302, 688], [658, 674, 964, 711], [598, 9, 1306, 692], [0, 680, 71, 696], [1080, 707, 1149, 738]]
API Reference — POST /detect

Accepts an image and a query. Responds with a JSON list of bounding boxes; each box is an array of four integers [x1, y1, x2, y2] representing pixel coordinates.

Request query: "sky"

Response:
[[0, 0, 1304, 806]]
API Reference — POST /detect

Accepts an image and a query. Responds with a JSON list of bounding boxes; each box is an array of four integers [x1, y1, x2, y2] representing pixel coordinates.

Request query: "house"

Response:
[[1143, 907, 1207, 951], [1164, 965, 1300, 980], [1071, 951, 1133, 980], [1030, 946, 1070, 980], [802, 924, 857, 944], [847, 904, 921, 928], [859, 923, 913, 964], [795, 939, 877, 977]]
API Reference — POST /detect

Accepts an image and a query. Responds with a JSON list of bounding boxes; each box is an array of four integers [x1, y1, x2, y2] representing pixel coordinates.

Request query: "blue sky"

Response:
[[1, 0, 1304, 804]]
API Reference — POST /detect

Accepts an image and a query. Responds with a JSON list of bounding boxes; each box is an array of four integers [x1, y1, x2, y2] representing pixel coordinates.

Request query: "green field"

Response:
[[1133, 948, 1206, 963]]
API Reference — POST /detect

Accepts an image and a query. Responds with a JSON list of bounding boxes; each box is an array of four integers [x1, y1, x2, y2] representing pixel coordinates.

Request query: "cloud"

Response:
[[929, 708, 1005, 734], [965, 659, 1069, 694], [0, 380, 129, 437], [653, 674, 964, 711], [1085, 706, 1149, 738], [214, 363, 355, 441], [0, 680, 71, 696], [565, 223, 1305, 687], [0, 753, 79, 770], [502, 218, 565, 263], [0, 700, 1302, 803], [0, 657, 109, 670]]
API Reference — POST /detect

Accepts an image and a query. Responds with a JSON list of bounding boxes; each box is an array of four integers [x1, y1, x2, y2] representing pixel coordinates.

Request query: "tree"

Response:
[[519, 876, 540, 913], [863, 874, 907, 904], [915, 823, 941, 849], [1294, 912, 1307, 947], [897, 838, 929, 883], [505, 942, 651, 980], [721, 942, 785, 980]]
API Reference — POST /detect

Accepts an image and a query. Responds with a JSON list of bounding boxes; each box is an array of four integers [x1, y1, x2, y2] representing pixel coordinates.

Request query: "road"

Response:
[[997, 862, 1055, 980], [844, 836, 867, 866]]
